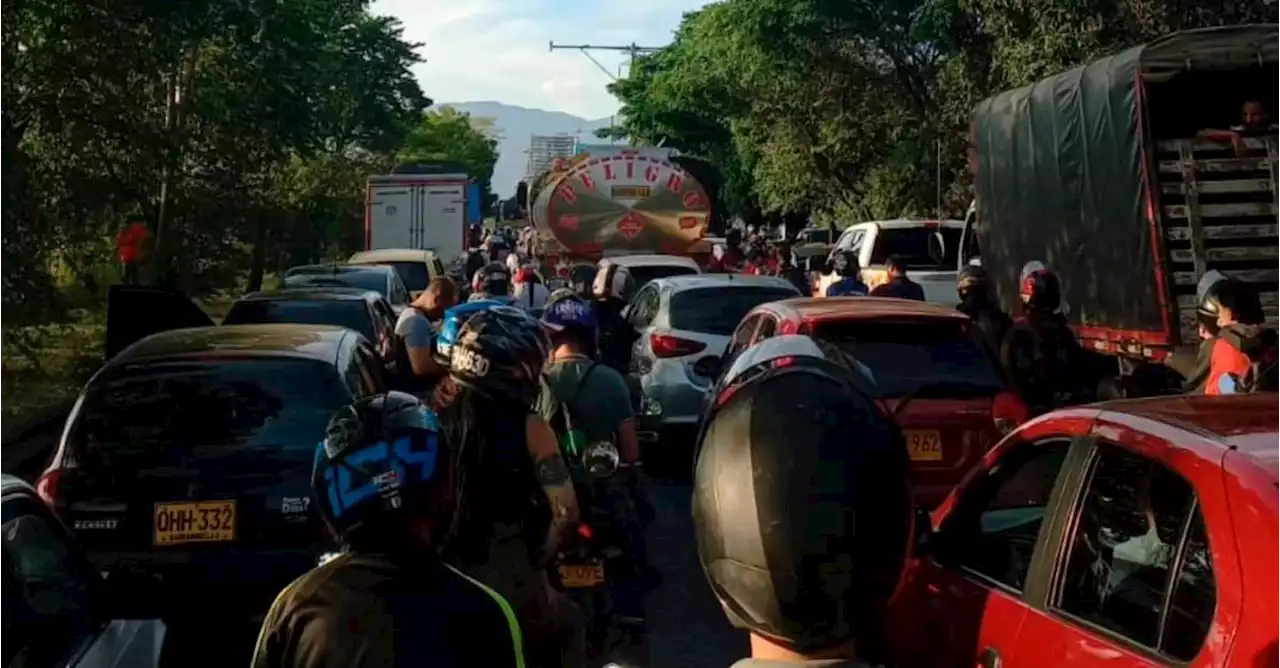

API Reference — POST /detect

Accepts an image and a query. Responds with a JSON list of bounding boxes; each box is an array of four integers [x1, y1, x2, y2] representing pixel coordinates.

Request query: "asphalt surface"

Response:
[[3, 415, 744, 668]]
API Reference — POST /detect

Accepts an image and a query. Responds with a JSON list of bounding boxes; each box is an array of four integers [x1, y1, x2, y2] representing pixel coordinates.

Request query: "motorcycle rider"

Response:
[[1205, 277, 1276, 394], [1000, 262, 1093, 416], [824, 250, 869, 297], [955, 265, 1012, 361], [252, 392, 526, 667], [431, 306, 585, 668], [1184, 270, 1228, 393], [469, 262, 518, 304], [694, 335, 911, 668], [537, 295, 652, 628], [513, 266, 551, 312], [592, 263, 637, 373]]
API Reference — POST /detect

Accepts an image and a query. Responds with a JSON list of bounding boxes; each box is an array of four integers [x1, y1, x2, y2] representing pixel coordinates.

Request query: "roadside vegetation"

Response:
[[1, 0, 499, 425]]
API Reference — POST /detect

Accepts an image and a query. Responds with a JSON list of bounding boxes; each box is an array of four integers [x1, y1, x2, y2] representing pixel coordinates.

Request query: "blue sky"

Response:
[[370, 0, 710, 120]]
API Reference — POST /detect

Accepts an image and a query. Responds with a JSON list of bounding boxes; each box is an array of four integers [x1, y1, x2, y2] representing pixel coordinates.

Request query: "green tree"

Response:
[[400, 107, 501, 209]]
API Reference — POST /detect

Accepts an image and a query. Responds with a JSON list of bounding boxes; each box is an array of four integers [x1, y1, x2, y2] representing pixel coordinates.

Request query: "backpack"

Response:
[[1226, 325, 1278, 393]]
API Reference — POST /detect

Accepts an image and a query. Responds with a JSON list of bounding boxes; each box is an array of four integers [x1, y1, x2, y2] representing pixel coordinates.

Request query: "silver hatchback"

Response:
[[626, 274, 802, 448]]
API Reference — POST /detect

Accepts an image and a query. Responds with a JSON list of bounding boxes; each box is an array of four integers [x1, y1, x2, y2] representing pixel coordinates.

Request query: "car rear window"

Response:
[[669, 286, 798, 335], [223, 299, 375, 341], [67, 359, 346, 472], [869, 227, 961, 270], [284, 270, 387, 295], [386, 262, 431, 292], [627, 265, 698, 291], [814, 319, 1003, 397]]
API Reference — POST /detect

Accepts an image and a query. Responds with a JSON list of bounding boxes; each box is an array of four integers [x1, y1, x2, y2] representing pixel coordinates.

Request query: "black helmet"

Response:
[[956, 265, 991, 296], [1018, 261, 1061, 311], [472, 262, 510, 296], [1195, 270, 1228, 332], [693, 335, 911, 653], [567, 263, 597, 298], [312, 392, 443, 545], [831, 249, 859, 278], [447, 305, 550, 406]]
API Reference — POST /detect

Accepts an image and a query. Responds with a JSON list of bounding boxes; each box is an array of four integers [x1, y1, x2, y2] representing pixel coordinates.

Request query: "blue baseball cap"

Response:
[[541, 296, 597, 333]]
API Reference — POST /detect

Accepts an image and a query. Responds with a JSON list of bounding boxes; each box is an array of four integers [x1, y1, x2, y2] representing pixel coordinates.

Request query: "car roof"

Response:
[[349, 249, 436, 264], [601, 254, 700, 269], [770, 296, 969, 322], [287, 264, 392, 275], [653, 274, 800, 293], [237, 287, 380, 302], [1093, 394, 1280, 476], [110, 324, 351, 366], [849, 218, 964, 230]]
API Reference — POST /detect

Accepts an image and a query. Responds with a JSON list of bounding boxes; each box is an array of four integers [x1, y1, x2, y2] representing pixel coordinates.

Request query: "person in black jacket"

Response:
[[955, 266, 1012, 361], [868, 255, 926, 301]]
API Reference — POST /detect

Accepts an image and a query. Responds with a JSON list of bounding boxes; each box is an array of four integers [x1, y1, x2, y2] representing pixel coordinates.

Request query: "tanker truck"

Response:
[[516, 147, 724, 280]]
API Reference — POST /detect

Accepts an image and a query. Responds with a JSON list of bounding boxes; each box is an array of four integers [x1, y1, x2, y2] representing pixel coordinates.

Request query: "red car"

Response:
[[888, 394, 1278, 667], [728, 297, 1028, 507]]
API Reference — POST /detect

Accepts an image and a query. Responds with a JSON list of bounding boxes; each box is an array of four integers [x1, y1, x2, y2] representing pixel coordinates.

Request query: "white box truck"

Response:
[[365, 171, 470, 263]]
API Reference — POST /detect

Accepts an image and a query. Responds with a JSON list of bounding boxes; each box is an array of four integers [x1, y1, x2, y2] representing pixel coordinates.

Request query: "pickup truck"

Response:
[[813, 218, 964, 305]]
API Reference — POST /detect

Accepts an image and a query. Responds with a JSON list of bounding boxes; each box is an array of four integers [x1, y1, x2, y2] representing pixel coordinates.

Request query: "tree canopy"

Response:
[[603, 0, 1275, 229], [400, 108, 501, 210]]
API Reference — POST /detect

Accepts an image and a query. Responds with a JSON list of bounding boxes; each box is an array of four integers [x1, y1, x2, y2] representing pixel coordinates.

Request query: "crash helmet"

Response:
[[592, 262, 635, 302], [541, 293, 598, 339], [1018, 261, 1061, 312], [566, 264, 598, 299], [312, 392, 444, 547], [1195, 270, 1228, 333], [436, 299, 507, 364], [956, 265, 992, 298], [832, 249, 860, 278], [693, 335, 911, 654], [546, 287, 580, 309], [447, 305, 550, 407], [472, 262, 511, 296]]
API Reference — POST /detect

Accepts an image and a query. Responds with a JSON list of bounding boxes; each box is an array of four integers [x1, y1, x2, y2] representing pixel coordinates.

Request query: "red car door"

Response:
[[1008, 437, 1238, 667], [889, 436, 1077, 667]]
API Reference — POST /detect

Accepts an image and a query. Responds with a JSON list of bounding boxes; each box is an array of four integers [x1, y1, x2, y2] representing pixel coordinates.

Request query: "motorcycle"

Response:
[[551, 441, 648, 665]]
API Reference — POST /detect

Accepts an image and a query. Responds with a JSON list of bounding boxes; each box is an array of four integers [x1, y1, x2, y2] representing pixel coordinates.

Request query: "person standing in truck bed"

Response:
[[1198, 99, 1278, 156]]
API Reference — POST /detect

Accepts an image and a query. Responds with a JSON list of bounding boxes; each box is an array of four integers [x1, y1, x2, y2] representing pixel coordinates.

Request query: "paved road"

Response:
[[2, 411, 744, 667]]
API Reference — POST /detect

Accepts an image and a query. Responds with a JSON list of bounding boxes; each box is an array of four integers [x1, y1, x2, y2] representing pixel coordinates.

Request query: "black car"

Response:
[[37, 307, 390, 623], [282, 264, 411, 311], [222, 287, 398, 363]]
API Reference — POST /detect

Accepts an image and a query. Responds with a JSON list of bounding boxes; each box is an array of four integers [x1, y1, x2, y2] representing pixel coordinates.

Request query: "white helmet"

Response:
[[592, 262, 635, 301]]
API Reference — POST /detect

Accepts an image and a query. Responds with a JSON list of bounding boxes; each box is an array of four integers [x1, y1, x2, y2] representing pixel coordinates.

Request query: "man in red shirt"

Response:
[[1205, 278, 1273, 394], [116, 216, 150, 285]]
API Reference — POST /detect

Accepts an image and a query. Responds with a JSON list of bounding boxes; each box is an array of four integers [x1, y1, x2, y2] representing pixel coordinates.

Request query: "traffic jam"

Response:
[[5, 26, 1278, 668]]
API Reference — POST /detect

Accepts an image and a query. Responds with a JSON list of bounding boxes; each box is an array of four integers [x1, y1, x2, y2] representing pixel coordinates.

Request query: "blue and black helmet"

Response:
[[312, 391, 443, 544], [541, 293, 597, 336], [437, 299, 508, 365]]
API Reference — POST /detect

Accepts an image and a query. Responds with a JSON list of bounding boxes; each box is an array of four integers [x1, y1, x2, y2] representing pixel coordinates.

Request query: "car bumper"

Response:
[[633, 362, 711, 442], [89, 547, 321, 616]]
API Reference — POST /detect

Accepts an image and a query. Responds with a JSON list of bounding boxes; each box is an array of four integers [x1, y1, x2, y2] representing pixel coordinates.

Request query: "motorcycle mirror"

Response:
[[584, 442, 620, 478]]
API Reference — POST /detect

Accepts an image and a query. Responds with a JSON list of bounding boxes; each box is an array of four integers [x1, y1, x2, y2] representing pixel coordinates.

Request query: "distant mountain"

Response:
[[437, 101, 617, 199]]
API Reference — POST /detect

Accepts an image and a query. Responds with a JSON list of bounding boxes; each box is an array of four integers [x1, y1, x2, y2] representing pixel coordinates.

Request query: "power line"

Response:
[[548, 42, 662, 81]]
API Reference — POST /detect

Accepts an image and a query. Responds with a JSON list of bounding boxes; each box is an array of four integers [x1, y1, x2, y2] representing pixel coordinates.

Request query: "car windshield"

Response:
[[284, 269, 387, 295], [67, 359, 346, 473], [814, 319, 1003, 397], [223, 299, 374, 341], [670, 286, 798, 335], [869, 226, 961, 270], [627, 265, 698, 292], [384, 262, 431, 292]]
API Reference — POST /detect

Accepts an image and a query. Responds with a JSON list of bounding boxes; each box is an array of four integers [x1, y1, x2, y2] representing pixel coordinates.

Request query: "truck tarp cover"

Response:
[[973, 24, 1278, 340]]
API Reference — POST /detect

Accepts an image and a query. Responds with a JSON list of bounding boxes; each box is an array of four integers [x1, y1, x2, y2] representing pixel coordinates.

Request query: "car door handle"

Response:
[[976, 647, 1002, 668]]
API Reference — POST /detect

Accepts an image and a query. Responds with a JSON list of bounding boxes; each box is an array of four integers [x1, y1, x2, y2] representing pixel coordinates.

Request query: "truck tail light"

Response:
[[992, 392, 1029, 434], [650, 332, 707, 358]]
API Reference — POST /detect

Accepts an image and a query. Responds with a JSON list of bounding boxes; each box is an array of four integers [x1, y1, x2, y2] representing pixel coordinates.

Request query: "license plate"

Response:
[[904, 430, 943, 462], [557, 561, 605, 588], [153, 501, 236, 546]]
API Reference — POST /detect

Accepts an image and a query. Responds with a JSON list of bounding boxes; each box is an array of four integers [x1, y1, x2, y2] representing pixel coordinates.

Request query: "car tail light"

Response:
[[650, 332, 706, 358], [576, 523, 594, 541], [992, 392, 1029, 434], [36, 469, 62, 506], [779, 319, 800, 335], [557, 265, 570, 278]]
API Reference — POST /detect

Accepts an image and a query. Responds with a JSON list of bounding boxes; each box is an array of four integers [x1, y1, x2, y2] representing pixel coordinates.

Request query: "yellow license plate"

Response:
[[558, 562, 605, 588], [904, 430, 944, 462], [153, 500, 236, 546]]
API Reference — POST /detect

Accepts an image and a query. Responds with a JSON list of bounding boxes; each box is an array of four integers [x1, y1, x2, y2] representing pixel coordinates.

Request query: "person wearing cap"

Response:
[[694, 335, 910, 668]]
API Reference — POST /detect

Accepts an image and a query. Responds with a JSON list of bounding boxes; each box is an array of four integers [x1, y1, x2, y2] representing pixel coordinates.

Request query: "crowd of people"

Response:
[[248, 219, 1274, 668]]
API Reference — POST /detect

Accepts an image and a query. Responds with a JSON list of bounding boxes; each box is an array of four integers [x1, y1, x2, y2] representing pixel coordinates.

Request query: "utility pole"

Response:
[[548, 42, 662, 145]]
